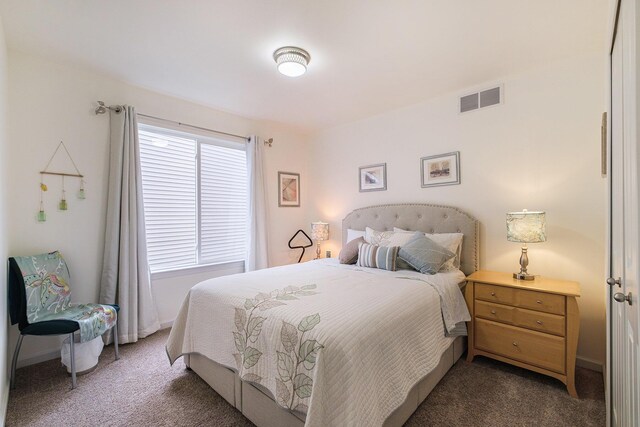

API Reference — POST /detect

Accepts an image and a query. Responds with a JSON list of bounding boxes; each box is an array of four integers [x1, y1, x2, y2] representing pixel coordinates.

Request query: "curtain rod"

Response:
[[137, 113, 249, 141], [95, 101, 274, 146]]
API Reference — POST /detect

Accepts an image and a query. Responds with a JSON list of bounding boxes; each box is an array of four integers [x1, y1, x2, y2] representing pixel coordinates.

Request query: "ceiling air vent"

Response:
[[460, 85, 502, 113]]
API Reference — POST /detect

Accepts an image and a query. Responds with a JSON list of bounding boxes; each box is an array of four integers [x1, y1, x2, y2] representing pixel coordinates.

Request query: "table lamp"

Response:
[[311, 222, 329, 260], [506, 209, 546, 281]]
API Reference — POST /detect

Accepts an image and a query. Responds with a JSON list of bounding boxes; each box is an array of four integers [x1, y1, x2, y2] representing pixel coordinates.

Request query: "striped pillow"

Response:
[[356, 243, 399, 271]]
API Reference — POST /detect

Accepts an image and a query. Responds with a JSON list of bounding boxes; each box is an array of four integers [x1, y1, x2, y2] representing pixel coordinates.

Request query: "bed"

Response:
[[166, 203, 479, 427]]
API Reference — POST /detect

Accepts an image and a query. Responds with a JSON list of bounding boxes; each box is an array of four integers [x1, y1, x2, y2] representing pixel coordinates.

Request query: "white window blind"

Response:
[[138, 123, 248, 273], [139, 129, 197, 271], [200, 144, 248, 264]]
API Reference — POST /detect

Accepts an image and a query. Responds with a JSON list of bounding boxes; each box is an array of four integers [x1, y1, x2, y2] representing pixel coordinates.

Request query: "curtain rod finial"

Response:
[[95, 101, 107, 115], [95, 101, 123, 115]]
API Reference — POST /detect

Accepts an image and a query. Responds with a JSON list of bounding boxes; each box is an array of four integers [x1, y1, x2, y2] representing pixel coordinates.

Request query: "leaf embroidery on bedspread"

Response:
[[276, 313, 324, 409], [232, 284, 319, 384], [280, 321, 298, 353], [242, 373, 263, 383]]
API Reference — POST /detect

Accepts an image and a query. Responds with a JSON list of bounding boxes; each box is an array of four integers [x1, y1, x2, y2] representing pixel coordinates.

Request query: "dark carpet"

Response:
[[6, 329, 605, 426]]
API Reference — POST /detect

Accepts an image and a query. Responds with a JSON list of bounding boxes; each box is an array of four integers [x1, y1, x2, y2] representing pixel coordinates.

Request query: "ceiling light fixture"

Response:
[[273, 46, 310, 77]]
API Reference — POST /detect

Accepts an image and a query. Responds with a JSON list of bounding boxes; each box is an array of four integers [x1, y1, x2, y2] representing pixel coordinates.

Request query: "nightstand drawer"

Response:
[[475, 300, 515, 324], [515, 289, 565, 315], [475, 318, 566, 374], [514, 307, 565, 337], [475, 283, 515, 305]]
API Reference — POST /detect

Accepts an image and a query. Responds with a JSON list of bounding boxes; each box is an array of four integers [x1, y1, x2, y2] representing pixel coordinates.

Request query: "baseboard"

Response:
[[16, 349, 60, 369], [160, 320, 174, 330], [0, 379, 8, 426], [577, 356, 604, 372], [16, 323, 174, 369]]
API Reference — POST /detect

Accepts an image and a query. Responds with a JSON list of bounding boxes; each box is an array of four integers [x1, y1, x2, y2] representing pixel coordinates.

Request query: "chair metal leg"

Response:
[[113, 320, 120, 361], [10, 335, 24, 390], [69, 332, 77, 390]]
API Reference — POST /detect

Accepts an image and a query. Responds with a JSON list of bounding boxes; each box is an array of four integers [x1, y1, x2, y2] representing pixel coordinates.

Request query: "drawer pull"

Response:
[[536, 320, 543, 325], [490, 310, 496, 314], [512, 342, 518, 347], [536, 300, 543, 304], [491, 292, 496, 296]]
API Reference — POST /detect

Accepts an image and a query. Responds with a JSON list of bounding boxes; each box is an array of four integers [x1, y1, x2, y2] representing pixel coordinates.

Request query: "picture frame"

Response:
[[278, 171, 300, 207], [420, 151, 460, 188], [359, 163, 387, 192]]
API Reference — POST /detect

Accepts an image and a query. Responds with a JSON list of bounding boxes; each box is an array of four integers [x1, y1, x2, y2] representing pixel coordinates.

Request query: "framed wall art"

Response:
[[420, 151, 460, 188], [278, 171, 300, 207], [359, 163, 387, 192]]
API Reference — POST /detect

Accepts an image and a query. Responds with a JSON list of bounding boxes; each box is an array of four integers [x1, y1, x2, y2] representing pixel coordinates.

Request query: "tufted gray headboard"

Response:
[[342, 203, 479, 276]]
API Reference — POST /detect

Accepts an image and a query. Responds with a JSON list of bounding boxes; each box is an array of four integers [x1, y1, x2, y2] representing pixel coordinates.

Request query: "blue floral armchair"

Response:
[[8, 251, 120, 389]]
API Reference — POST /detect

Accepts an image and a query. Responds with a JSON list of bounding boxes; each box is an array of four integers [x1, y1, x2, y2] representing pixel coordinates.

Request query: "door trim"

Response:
[[607, 3, 621, 425]]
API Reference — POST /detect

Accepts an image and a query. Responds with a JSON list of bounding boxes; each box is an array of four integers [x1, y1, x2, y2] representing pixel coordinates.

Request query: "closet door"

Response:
[[620, 0, 640, 424], [610, 12, 624, 425], [609, 0, 640, 425]]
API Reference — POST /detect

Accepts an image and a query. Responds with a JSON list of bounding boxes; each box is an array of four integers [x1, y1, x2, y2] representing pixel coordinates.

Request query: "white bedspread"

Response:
[[166, 259, 469, 427]]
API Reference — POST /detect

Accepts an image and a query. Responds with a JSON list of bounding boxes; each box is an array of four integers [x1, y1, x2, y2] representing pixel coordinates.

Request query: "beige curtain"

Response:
[[99, 106, 160, 344], [246, 135, 269, 271]]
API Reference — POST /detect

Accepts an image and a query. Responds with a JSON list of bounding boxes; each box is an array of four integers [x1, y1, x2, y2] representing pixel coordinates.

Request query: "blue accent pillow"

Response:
[[398, 234, 456, 274]]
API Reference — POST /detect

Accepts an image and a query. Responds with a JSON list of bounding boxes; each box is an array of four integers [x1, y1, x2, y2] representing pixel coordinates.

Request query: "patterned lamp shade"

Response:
[[311, 222, 329, 241], [506, 210, 546, 243]]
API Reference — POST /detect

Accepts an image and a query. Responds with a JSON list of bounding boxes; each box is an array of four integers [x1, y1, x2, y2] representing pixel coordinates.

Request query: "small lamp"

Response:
[[506, 209, 546, 281], [311, 222, 329, 260]]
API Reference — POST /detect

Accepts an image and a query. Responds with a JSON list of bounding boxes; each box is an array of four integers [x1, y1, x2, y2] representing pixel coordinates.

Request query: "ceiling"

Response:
[[0, 1, 607, 131]]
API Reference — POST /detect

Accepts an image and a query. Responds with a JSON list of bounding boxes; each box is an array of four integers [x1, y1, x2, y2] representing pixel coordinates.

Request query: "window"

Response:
[[138, 123, 248, 273]]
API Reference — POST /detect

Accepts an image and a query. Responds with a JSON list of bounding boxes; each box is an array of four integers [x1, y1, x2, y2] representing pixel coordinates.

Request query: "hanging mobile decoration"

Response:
[[39, 141, 84, 219], [38, 174, 48, 222], [59, 176, 68, 211], [78, 179, 86, 200]]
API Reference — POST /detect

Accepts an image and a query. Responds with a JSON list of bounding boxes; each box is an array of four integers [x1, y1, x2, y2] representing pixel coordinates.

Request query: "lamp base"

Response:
[[513, 244, 535, 280]]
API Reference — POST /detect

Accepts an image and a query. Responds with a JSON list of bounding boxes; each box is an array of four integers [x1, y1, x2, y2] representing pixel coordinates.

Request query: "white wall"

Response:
[[6, 48, 608, 370], [7, 50, 311, 364], [308, 53, 607, 366], [0, 13, 9, 422]]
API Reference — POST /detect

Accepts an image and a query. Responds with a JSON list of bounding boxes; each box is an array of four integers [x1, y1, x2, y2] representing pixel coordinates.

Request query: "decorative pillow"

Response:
[[364, 227, 418, 270], [394, 228, 463, 271], [356, 243, 399, 271], [346, 229, 366, 243], [364, 227, 393, 245], [398, 234, 456, 275], [339, 237, 364, 264], [426, 233, 463, 269]]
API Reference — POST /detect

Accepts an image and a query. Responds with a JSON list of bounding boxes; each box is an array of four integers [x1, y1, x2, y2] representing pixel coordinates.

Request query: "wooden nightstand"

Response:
[[465, 270, 581, 397]]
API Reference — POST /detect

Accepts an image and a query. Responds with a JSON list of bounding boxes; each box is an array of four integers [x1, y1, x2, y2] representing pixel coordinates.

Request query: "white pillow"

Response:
[[365, 227, 420, 270], [394, 227, 463, 271], [346, 228, 366, 243], [365, 227, 416, 247]]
